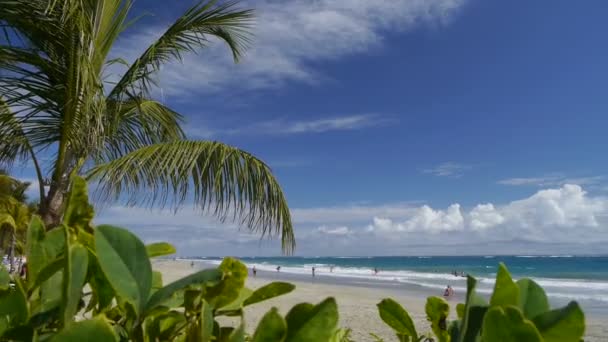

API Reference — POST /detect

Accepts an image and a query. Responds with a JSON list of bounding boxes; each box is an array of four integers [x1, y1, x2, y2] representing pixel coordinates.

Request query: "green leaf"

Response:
[[490, 263, 519, 308], [51, 316, 118, 341], [146, 242, 176, 258], [43, 227, 67, 259], [376, 298, 418, 339], [228, 324, 245, 342], [0, 266, 10, 291], [458, 276, 488, 342], [532, 301, 585, 342], [86, 252, 115, 313], [217, 287, 253, 314], [63, 176, 94, 233], [153, 311, 187, 341], [146, 268, 222, 312], [447, 320, 460, 342], [62, 243, 89, 325], [40, 270, 63, 313], [204, 257, 248, 308], [425, 296, 450, 342], [201, 299, 214, 342], [152, 271, 163, 292], [0, 279, 28, 334], [285, 297, 339, 342], [95, 224, 152, 316], [516, 278, 549, 319], [482, 306, 542, 342], [25, 216, 47, 286], [243, 282, 295, 307], [456, 303, 465, 319], [252, 308, 287, 342]]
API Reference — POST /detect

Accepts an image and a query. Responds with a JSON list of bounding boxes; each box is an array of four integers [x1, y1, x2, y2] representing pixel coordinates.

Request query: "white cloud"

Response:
[[423, 162, 472, 177], [111, 0, 467, 97], [184, 114, 389, 139], [370, 204, 464, 233], [498, 174, 604, 187], [92, 184, 608, 256]]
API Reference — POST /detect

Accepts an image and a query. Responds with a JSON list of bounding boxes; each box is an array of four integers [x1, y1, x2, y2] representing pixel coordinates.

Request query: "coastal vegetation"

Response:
[[0, 0, 294, 253], [0, 177, 588, 341]]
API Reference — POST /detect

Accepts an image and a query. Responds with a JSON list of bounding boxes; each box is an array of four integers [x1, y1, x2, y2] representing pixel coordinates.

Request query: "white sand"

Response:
[[154, 260, 607, 341]]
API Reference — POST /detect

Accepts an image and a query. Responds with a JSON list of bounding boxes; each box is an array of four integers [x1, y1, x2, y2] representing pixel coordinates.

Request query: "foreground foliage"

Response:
[[0, 177, 587, 341], [0, 177, 339, 341], [375, 264, 586, 342]]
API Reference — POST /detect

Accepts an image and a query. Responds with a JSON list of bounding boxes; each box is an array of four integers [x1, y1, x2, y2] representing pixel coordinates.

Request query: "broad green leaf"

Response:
[[204, 257, 248, 309], [376, 298, 418, 339], [154, 311, 187, 341], [516, 278, 549, 319], [43, 226, 66, 259], [217, 287, 253, 314], [146, 242, 176, 258], [152, 271, 163, 293], [95, 224, 152, 315], [490, 263, 519, 307], [243, 282, 295, 307], [456, 303, 465, 319], [482, 306, 542, 342], [458, 276, 488, 342], [51, 316, 117, 341], [285, 297, 339, 342], [62, 244, 88, 325], [228, 324, 245, 342], [0, 266, 10, 291], [31, 257, 64, 291], [87, 252, 115, 313], [63, 176, 94, 233], [0, 279, 28, 334], [146, 269, 222, 312], [532, 301, 585, 342], [201, 299, 214, 342], [252, 308, 287, 342], [26, 216, 47, 286], [40, 270, 63, 313], [425, 296, 450, 342], [448, 320, 460, 342]]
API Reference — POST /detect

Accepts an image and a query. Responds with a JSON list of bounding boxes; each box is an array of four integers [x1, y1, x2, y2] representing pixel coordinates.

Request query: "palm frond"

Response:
[[86, 141, 295, 253], [109, 0, 253, 99]]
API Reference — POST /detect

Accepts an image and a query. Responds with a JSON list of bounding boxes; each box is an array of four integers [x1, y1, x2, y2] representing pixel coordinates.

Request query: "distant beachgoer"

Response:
[[312, 267, 316, 277], [444, 285, 451, 298], [252, 266, 257, 277], [374, 267, 378, 275], [190, 261, 194, 268], [276, 266, 281, 272], [330, 266, 334, 273]]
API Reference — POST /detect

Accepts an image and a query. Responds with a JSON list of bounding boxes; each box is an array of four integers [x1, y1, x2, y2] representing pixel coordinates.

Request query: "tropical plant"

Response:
[[0, 176, 340, 341], [0, 171, 33, 272], [0, 0, 294, 253], [375, 264, 586, 342]]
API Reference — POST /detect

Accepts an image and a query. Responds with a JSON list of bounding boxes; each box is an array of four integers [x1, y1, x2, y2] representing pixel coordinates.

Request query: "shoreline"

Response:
[[154, 259, 607, 341]]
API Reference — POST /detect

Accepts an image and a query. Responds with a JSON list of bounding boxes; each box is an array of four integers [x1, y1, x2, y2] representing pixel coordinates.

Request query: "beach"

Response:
[[154, 259, 607, 341]]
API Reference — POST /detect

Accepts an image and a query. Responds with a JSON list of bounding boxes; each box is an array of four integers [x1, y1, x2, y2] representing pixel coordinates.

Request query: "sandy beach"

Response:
[[154, 260, 607, 341]]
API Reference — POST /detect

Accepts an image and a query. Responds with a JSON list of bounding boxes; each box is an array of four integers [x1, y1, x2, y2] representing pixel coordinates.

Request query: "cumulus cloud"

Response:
[[94, 184, 608, 256], [110, 0, 467, 97], [367, 184, 607, 243]]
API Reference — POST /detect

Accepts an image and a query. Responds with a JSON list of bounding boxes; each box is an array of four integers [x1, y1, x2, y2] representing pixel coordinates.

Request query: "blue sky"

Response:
[[15, 0, 608, 255]]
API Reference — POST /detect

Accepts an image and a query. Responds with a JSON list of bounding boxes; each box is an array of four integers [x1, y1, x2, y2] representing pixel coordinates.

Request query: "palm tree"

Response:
[[0, 0, 294, 253], [0, 171, 32, 272]]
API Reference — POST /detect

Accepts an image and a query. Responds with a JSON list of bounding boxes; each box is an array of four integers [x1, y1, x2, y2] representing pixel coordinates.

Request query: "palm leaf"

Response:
[[87, 141, 295, 253], [109, 0, 253, 99]]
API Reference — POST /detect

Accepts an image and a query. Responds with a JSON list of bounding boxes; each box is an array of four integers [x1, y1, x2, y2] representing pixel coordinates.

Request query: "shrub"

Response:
[[375, 264, 586, 342]]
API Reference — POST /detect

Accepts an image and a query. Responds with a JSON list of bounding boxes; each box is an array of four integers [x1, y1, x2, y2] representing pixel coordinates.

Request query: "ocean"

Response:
[[192, 255, 608, 315]]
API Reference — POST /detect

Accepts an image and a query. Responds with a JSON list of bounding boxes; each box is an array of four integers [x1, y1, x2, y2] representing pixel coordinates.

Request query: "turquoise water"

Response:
[[193, 255, 608, 313]]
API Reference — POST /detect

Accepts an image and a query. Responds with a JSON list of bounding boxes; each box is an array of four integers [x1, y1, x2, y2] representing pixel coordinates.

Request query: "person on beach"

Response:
[[190, 261, 194, 268], [330, 266, 334, 273], [312, 267, 316, 277], [252, 266, 257, 277], [373, 267, 378, 275], [276, 266, 281, 272]]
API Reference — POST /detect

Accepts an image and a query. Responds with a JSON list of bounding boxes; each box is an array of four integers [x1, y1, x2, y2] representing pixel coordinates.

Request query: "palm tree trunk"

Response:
[[40, 186, 65, 229]]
